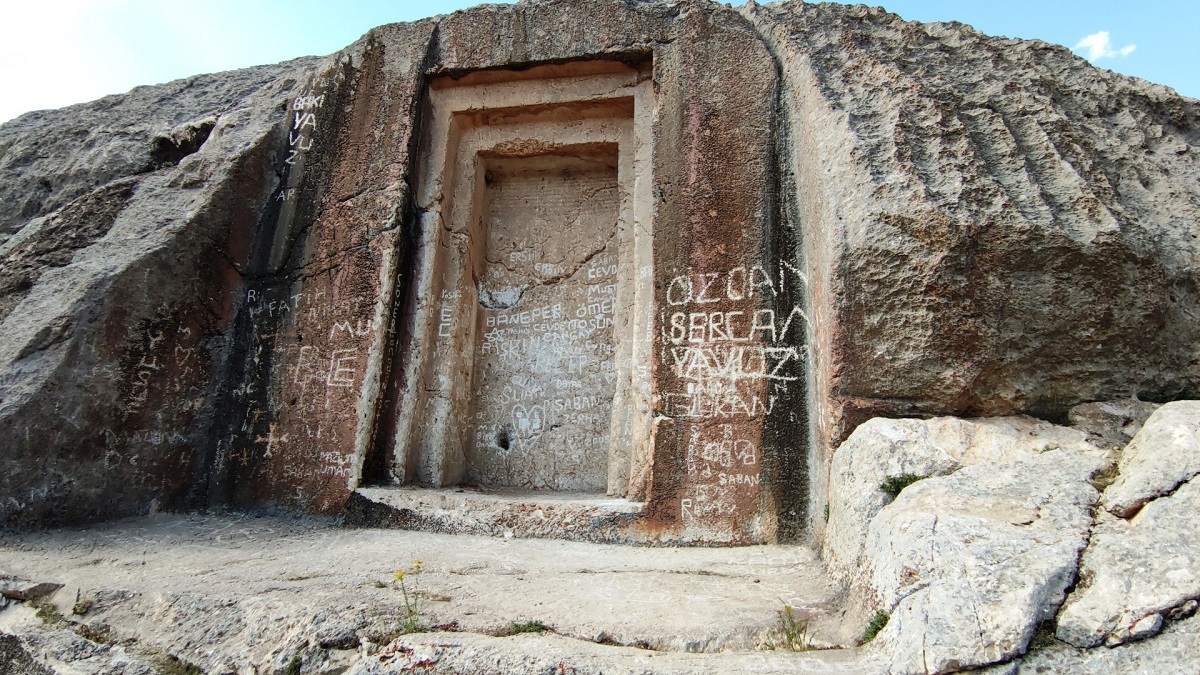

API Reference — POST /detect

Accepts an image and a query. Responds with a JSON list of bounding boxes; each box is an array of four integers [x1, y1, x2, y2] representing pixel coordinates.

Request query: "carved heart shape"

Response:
[[511, 403, 545, 442]]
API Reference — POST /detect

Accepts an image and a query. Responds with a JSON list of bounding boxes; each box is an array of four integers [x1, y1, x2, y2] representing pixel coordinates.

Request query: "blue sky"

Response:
[[1, 1, 1196, 124]]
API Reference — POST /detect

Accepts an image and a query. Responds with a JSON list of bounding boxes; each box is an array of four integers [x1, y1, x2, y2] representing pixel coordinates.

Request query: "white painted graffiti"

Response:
[[660, 260, 808, 420], [283, 90, 325, 167]]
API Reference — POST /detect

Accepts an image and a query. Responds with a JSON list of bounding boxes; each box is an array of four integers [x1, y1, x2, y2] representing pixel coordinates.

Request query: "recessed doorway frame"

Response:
[[381, 60, 656, 499]]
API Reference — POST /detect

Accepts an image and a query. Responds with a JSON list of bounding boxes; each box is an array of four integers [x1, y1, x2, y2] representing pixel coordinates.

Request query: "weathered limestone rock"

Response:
[[0, 63, 316, 246], [1057, 475, 1200, 647], [859, 450, 1104, 673], [0, 578, 62, 602], [1067, 398, 1161, 449], [0, 59, 322, 527], [0, 514, 856, 674], [824, 416, 1104, 585], [1018, 613, 1200, 673], [1102, 400, 1200, 518], [1, 0, 1198, 549], [0, 604, 157, 675], [745, 2, 1200, 531], [0, 633, 55, 675]]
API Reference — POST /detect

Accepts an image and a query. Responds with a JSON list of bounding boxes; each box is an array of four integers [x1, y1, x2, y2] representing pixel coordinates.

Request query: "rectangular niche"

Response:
[[470, 149, 620, 491], [387, 61, 654, 498]]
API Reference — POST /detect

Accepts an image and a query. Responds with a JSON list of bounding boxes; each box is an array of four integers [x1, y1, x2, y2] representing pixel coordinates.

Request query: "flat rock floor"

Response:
[[0, 514, 871, 674]]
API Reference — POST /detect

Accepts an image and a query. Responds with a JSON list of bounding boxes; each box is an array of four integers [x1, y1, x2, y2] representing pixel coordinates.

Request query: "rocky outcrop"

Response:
[[0, 58, 322, 527], [824, 415, 1104, 585], [1101, 400, 1200, 517], [2, 0, 1200, 671], [0, 0, 1197, 554], [0, 63, 316, 246], [860, 450, 1103, 673], [825, 405, 1200, 672]]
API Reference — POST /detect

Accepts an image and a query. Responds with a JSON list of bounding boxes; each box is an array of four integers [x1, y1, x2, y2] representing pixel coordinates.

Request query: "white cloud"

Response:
[[1074, 31, 1137, 62]]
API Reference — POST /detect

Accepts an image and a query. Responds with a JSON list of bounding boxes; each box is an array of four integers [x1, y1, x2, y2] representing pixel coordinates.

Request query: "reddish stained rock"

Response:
[[1, 1, 1197, 544]]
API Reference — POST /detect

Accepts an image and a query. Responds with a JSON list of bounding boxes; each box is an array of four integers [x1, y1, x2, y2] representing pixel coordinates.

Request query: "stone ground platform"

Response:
[[0, 514, 870, 674]]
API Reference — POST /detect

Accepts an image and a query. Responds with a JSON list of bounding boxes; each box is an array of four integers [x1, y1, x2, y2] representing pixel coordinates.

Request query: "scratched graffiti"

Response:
[[659, 258, 808, 536], [226, 277, 379, 488], [463, 158, 621, 491], [285, 93, 324, 167], [660, 262, 808, 419], [273, 90, 327, 205]]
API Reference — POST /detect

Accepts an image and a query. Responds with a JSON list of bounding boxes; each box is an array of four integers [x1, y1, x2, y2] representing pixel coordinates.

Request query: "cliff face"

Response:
[[0, 59, 321, 526], [742, 0, 1200, 529], [0, 0, 1197, 542]]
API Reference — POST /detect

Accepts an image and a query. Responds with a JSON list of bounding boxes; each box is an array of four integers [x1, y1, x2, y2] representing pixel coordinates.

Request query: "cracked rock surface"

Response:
[[859, 450, 1104, 674], [824, 416, 1104, 588], [1057, 475, 1200, 648], [0, 514, 856, 674], [1101, 400, 1200, 518], [1017, 612, 1200, 673]]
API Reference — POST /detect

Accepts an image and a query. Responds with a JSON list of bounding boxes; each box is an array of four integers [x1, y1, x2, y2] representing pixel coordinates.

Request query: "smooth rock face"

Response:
[[824, 416, 1104, 584], [861, 450, 1104, 674], [1102, 400, 1200, 518], [1057, 476, 1200, 647], [467, 156, 621, 491]]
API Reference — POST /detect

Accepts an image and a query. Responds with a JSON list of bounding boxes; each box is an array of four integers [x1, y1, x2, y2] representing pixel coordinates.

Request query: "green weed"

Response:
[[1090, 463, 1121, 491], [861, 610, 889, 644], [393, 560, 425, 635], [880, 474, 928, 497], [772, 603, 811, 651], [152, 655, 204, 675], [498, 620, 550, 636]]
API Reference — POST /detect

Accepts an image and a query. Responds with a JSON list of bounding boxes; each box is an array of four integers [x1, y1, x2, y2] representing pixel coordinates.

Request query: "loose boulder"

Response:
[[1101, 400, 1200, 518]]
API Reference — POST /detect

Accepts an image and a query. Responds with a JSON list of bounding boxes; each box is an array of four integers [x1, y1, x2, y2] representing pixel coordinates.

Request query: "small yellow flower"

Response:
[[394, 570, 406, 581], [413, 560, 424, 572]]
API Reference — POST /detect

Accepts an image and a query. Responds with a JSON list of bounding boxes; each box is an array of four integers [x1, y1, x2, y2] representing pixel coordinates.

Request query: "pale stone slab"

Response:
[[1102, 400, 1200, 518], [824, 416, 1103, 586], [1058, 476, 1200, 647], [861, 450, 1103, 674]]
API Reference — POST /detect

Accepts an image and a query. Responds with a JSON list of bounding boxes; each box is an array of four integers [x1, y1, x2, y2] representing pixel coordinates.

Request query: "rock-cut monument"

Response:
[[2, 0, 1198, 540], [2, 1, 1199, 671]]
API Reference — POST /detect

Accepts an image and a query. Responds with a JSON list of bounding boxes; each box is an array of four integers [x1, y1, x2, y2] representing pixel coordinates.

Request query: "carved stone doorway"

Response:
[[380, 61, 655, 499]]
